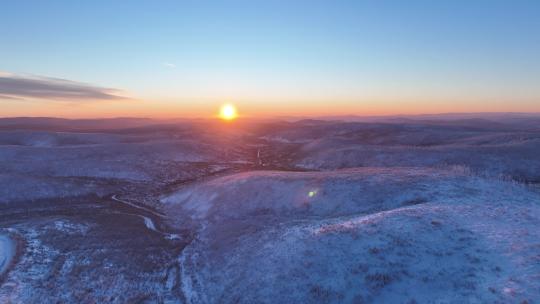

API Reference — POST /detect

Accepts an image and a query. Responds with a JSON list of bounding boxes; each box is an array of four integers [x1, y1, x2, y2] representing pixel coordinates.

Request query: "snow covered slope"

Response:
[[162, 168, 540, 303], [255, 120, 540, 182], [296, 137, 540, 182], [162, 168, 533, 224], [0, 234, 15, 276]]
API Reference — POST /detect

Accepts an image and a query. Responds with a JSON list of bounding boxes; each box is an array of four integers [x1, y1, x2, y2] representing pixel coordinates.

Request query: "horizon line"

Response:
[[2, 111, 540, 120]]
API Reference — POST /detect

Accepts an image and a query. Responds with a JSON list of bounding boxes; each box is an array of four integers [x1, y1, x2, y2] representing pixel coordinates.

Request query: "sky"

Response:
[[1, 0, 539, 118]]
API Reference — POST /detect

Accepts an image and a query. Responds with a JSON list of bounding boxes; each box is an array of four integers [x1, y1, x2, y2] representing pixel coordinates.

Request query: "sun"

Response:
[[219, 103, 238, 121]]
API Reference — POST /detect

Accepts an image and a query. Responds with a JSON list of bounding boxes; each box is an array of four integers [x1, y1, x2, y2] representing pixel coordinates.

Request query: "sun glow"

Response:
[[219, 103, 238, 121]]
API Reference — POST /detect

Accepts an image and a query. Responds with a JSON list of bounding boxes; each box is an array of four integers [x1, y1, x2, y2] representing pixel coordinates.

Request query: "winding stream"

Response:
[[110, 195, 181, 240]]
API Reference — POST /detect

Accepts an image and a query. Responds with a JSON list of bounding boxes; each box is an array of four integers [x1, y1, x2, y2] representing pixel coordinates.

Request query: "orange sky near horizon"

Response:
[[1, 95, 539, 119]]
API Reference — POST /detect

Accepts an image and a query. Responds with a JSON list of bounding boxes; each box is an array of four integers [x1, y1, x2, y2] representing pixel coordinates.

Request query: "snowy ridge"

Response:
[[164, 168, 540, 303]]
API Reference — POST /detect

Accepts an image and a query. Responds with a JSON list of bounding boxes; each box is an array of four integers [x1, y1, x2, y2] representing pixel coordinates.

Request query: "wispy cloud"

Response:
[[0, 72, 125, 101], [162, 62, 176, 68], [0, 94, 23, 100]]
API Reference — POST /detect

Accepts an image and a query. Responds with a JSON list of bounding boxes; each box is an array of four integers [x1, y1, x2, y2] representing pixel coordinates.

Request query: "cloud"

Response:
[[0, 94, 23, 100], [162, 62, 176, 68], [0, 72, 125, 101]]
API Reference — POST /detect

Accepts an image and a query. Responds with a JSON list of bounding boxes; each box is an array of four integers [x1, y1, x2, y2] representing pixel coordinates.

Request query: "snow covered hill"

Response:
[[162, 168, 540, 303]]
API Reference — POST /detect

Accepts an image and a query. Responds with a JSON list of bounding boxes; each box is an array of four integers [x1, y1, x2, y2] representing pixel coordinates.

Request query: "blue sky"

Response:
[[1, 0, 539, 117]]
